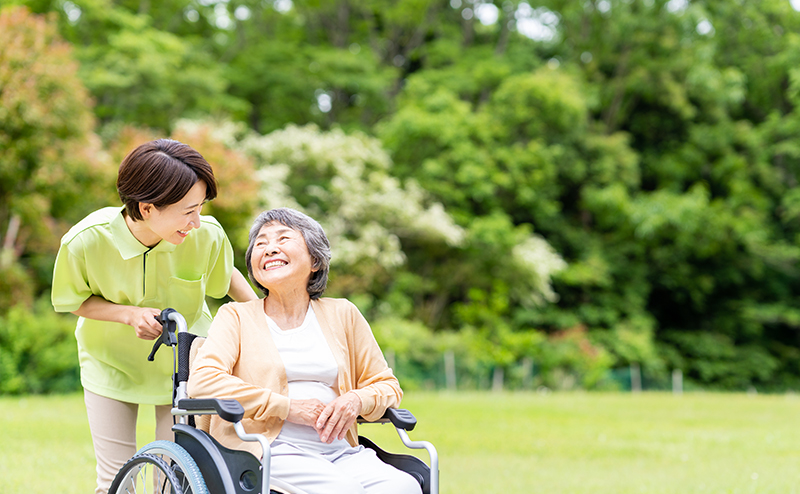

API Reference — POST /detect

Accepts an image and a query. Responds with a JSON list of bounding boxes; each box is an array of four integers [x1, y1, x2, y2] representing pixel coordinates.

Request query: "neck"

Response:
[[124, 214, 160, 248], [263, 290, 311, 330]]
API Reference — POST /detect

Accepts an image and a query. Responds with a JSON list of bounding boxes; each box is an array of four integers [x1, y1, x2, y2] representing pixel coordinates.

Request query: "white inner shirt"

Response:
[[267, 306, 350, 454]]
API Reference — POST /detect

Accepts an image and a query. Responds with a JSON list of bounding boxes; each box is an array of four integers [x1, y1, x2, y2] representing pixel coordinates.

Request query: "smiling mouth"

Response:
[[178, 230, 189, 236], [263, 260, 287, 269]]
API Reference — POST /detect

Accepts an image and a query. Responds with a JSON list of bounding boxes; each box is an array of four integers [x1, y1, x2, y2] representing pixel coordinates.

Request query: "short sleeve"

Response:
[[51, 239, 92, 313], [205, 224, 234, 299]]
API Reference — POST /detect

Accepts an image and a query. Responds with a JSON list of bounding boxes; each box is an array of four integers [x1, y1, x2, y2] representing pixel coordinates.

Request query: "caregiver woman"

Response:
[[51, 139, 257, 494]]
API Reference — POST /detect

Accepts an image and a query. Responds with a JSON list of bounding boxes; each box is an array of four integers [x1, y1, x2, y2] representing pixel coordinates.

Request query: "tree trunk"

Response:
[[1, 215, 21, 269]]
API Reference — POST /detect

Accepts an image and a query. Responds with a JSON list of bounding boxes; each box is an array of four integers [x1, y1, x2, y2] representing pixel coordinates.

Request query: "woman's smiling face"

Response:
[[138, 180, 207, 246], [250, 222, 316, 293]]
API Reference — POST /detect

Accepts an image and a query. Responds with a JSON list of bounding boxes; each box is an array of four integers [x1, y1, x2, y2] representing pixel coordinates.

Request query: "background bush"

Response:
[[0, 297, 79, 394]]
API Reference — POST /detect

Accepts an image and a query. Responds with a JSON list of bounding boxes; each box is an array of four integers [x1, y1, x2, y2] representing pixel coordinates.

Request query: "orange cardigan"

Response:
[[187, 297, 402, 458]]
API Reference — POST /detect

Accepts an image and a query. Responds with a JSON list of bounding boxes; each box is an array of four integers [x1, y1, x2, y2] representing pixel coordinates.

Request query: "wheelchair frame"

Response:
[[109, 308, 439, 494]]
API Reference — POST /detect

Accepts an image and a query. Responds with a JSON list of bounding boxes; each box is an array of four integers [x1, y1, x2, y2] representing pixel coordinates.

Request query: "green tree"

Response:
[[24, 0, 238, 131], [0, 5, 115, 312], [11, 0, 800, 390]]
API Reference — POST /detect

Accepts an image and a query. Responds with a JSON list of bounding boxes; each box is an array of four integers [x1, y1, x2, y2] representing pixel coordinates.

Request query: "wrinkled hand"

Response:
[[129, 307, 162, 340], [315, 392, 363, 444], [287, 398, 326, 428]]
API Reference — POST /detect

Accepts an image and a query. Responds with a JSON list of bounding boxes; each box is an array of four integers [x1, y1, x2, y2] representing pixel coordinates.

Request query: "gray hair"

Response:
[[245, 208, 331, 300]]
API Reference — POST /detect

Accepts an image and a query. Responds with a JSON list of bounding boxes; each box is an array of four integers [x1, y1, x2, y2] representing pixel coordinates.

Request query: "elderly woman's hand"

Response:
[[286, 398, 326, 428], [315, 391, 363, 444]]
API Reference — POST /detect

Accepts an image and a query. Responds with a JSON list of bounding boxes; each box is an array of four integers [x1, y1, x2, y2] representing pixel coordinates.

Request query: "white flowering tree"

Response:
[[177, 121, 568, 392], [223, 123, 564, 325], [240, 124, 464, 273]]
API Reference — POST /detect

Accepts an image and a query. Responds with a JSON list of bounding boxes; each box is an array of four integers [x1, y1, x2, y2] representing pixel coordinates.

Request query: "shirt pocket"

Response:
[[166, 275, 206, 330]]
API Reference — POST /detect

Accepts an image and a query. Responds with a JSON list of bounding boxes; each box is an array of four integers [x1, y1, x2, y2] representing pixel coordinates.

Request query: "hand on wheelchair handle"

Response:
[[129, 307, 163, 340]]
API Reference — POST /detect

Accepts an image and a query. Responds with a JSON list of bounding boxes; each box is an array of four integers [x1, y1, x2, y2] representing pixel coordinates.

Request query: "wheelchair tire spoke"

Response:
[[109, 453, 183, 494]]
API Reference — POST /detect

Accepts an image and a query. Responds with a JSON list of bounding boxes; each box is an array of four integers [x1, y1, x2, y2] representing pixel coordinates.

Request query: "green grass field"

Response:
[[2, 391, 800, 493]]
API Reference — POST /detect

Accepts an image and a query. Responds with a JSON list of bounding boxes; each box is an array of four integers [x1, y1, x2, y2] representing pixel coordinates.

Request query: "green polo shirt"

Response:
[[52, 207, 234, 404]]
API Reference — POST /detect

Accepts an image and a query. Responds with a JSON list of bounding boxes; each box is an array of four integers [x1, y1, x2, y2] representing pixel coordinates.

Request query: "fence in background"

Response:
[[386, 349, 686, 393]]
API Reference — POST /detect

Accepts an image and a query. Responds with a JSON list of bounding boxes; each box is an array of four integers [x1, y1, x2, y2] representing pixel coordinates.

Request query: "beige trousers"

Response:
[[83, 389, 173, 494]]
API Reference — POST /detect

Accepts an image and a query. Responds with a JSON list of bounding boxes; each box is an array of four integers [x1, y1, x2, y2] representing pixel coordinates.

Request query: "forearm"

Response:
[[227, 269, 258, 302], [352, 374, 403, 419], [72, 295, 162, 340], [188, 364, 290, 421], [71, 295, 135, 325]]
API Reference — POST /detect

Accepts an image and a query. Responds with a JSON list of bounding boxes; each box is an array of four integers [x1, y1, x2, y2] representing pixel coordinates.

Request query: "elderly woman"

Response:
[[188, 208, 422, 494]]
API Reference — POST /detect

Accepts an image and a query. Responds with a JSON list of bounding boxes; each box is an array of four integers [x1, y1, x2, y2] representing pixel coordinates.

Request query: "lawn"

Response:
[[2, 391, 800, 493]]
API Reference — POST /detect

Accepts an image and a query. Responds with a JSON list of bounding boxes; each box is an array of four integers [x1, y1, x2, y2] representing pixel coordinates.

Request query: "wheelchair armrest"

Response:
[[177, 398, 244, 423], [359, 408, 417, 431], [386, 408, 417, 431]]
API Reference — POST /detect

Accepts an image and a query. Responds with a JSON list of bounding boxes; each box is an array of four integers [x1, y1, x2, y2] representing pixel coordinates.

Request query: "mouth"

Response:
[[178, 229, 190, 237], [263, 260, 287, 270]]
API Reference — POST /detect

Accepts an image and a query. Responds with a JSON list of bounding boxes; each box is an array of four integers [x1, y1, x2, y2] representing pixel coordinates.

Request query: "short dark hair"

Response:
[[245, 208, 331, 300], [117, 139, 218, 221]]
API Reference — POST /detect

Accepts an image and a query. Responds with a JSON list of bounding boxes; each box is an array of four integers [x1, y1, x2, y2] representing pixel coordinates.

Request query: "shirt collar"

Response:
[[110, 207, 177, 259]]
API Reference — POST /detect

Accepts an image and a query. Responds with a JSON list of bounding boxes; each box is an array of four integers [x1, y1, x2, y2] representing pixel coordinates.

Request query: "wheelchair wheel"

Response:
[[136, 440, 209, 494], [110, 453, 182, 494]]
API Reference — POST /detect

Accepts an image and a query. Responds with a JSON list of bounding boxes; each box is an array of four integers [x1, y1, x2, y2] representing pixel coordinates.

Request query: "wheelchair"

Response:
[[109, 308, 439, 494]]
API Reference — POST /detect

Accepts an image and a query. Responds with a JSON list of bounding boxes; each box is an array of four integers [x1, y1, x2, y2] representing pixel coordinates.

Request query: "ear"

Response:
[[139, 202, 154, 219]]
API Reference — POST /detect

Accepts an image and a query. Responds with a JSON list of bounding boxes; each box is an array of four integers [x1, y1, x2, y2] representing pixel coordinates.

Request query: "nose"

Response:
[[189, 210, 201, 229], [257, 236, 281, 256]]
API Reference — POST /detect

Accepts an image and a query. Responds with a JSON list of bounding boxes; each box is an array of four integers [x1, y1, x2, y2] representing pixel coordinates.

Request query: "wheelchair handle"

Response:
[[147, 308, 186, 361]]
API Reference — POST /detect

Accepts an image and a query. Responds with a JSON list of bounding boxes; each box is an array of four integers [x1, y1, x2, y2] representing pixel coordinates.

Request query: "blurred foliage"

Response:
[[0, 6, 117, 317], [6, 0, 800, 392], [0, 296, 79, 394]]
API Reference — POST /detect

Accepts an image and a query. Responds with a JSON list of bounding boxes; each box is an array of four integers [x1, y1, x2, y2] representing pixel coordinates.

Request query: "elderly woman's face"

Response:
[[251, 222, 316, 292]]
